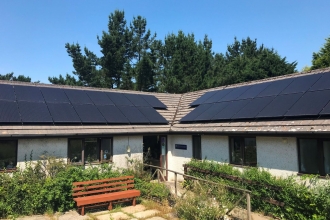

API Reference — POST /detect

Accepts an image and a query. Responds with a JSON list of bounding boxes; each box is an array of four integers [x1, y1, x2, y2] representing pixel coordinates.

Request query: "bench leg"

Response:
[[133, 197, 136, 206], [81, 206, 85, 216], [108, 201, 113, 210]]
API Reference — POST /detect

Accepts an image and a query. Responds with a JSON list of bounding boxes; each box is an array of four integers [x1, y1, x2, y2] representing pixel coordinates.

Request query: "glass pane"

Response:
[[0, 141, 17, 170], [192, 136, 201, 160], [230, 138, 242, 164], [324, 141, 330, 174], [160, 136, 167, 177], [68, 139, 82, 163], [299, 139, 319, 174], [101, 139, 112, 161], [244, 138, 257, 166], [85, 138, 99, 163]]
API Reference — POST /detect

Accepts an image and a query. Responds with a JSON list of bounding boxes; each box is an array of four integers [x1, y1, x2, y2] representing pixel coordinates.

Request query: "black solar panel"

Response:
[[285, 90, 330, 117], [190, 90, 218, 106], [0, 84, 16, 101], [86, 91, 114, 106], [124, 93, 150, 107], [195, 102, 230, 121], [142, 95, 167, 109], [0, 100, 21, 123], [237, 82, 271, 100], [180, 104, 213, 122], [233, 96, 276, 119], [281, 74, 322, 95], [18, 101, 53, 123], [257, 78, 293, 97], [14, 85, 44, 102], [212, 99, 251, 120], [96, 105, 129, 124], [220, 86, 250, 102], [40, 87, 69, 103], [73, 104, 106, 123], [117, 106, 150, 124], [309, 72, 330, 91], [204, 89, 232, 104], [107, 92, 133, 106], [64, 89, 93, 104], [47, 103, 81, 123], [137, 106, 168, 124], [320, 102, 330, 115], [257, 93, 304, 118]]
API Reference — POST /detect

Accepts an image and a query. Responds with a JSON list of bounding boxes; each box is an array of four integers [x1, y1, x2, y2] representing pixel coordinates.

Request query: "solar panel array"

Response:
[[0, 84, 168, 125], [182, 71, 330, 123]]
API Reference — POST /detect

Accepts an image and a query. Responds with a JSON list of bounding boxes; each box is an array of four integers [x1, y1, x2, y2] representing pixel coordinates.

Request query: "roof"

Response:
[[1, 67, 330, 137]]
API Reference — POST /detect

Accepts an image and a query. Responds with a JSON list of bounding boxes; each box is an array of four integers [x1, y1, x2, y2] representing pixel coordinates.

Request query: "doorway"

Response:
[[143, 135, 167, 180]]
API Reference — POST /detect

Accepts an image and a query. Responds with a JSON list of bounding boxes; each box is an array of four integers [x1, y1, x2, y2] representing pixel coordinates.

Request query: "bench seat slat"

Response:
[[72, 184, 135, 197], [74, 190, 141, 206]]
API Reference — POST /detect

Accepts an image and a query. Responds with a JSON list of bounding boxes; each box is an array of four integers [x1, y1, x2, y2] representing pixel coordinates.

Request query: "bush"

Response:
[[184, 159, 330, 219]]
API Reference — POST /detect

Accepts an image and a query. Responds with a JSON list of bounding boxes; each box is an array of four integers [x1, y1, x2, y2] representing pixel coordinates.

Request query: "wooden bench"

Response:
[[72, 176, 141, 215]]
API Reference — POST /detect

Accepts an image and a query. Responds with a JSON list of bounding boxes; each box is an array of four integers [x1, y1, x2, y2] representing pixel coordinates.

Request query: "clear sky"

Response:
[[1, 0, 330, 83]]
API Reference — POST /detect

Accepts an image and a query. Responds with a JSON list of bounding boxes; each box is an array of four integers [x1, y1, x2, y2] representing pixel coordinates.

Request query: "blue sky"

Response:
[[1, 0, 330, 83]]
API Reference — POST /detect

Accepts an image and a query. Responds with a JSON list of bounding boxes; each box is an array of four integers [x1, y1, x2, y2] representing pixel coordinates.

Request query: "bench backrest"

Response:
[[72, 176, 135, 198]]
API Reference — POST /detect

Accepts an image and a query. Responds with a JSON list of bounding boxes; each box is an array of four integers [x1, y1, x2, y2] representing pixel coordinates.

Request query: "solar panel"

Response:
[[0, 100, 21, 123], [40, 87, 69, 103], [233, 96, 276, 119], [0, 84, 16, 101], [257, 78, 293, 97], [137, 106, 168, 124], [86, 91, 115, 106], [72, 104, 106, 124], [220, 86, 250, 102], [237, 82, 271, 100], [117, 106, 150, 124], [47, 103, 81, 123], [64, 89, 93, 104], [204, 89, 232, 104], [18, 101, 53, 123], [96, 105, 129, 124], [180, 104, 213, 122], [212, 99, 251, 120], [124, 93, 150, 107], [280, 74, 322, 95], [142, 95, 167, 109], [195, 102, 230, 121], [257, 93, 304, 118], [14, 85, 44, 102], [309, 71, 330, 91], [107, 92, 133, 106], [190, 90, 218, 106], [320, 102, 330, 115], [285, 90, 330, 117]]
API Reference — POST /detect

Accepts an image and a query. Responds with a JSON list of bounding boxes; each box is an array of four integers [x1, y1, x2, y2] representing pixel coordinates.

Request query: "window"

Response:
[[0, 140, 17, 170], [192, 135, 202, 160], [298, 138, 330, 176], [229, 137, 257, 166], [68, 138, 112, 164]]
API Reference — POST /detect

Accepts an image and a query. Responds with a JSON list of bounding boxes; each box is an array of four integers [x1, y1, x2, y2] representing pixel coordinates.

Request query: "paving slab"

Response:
[[121, 204, 146, 214], [16, 215, 51, 220], [58, 211, 90, 220], [145, 217, 167, 220], [132, 210, 159, 219], [96, 212, 130, 220], [91, 210, 110, 216]]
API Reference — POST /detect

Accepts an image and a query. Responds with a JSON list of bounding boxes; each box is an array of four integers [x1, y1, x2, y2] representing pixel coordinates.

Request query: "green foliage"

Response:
[[0, 72, 32, 82], [48, 73, 83, 86], [311, 36, 330, 70], [184, 159, 330, 219]]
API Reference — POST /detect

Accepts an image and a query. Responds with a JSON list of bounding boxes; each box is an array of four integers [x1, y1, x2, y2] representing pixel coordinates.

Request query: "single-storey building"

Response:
[[1, 67, 330, 181]]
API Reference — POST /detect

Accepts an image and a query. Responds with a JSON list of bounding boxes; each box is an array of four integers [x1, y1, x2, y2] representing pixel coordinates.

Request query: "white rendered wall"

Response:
[[167, 135, 192, 181], [256, 136, 298, 177], [201, 135, 229, 163], [17, 138, 67, 169], [112, 136, 143, 170]]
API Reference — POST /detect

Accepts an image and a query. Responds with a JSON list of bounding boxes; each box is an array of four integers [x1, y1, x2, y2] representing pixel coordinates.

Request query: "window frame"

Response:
[[229, 136, 257, 167], [0, 139, 18, 171], [68, 137, 113, 165], [297, 138, 329, 176]]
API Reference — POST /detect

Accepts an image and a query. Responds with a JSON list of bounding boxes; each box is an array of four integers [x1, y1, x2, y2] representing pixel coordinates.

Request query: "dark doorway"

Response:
[[192, 135, 202, 160]]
